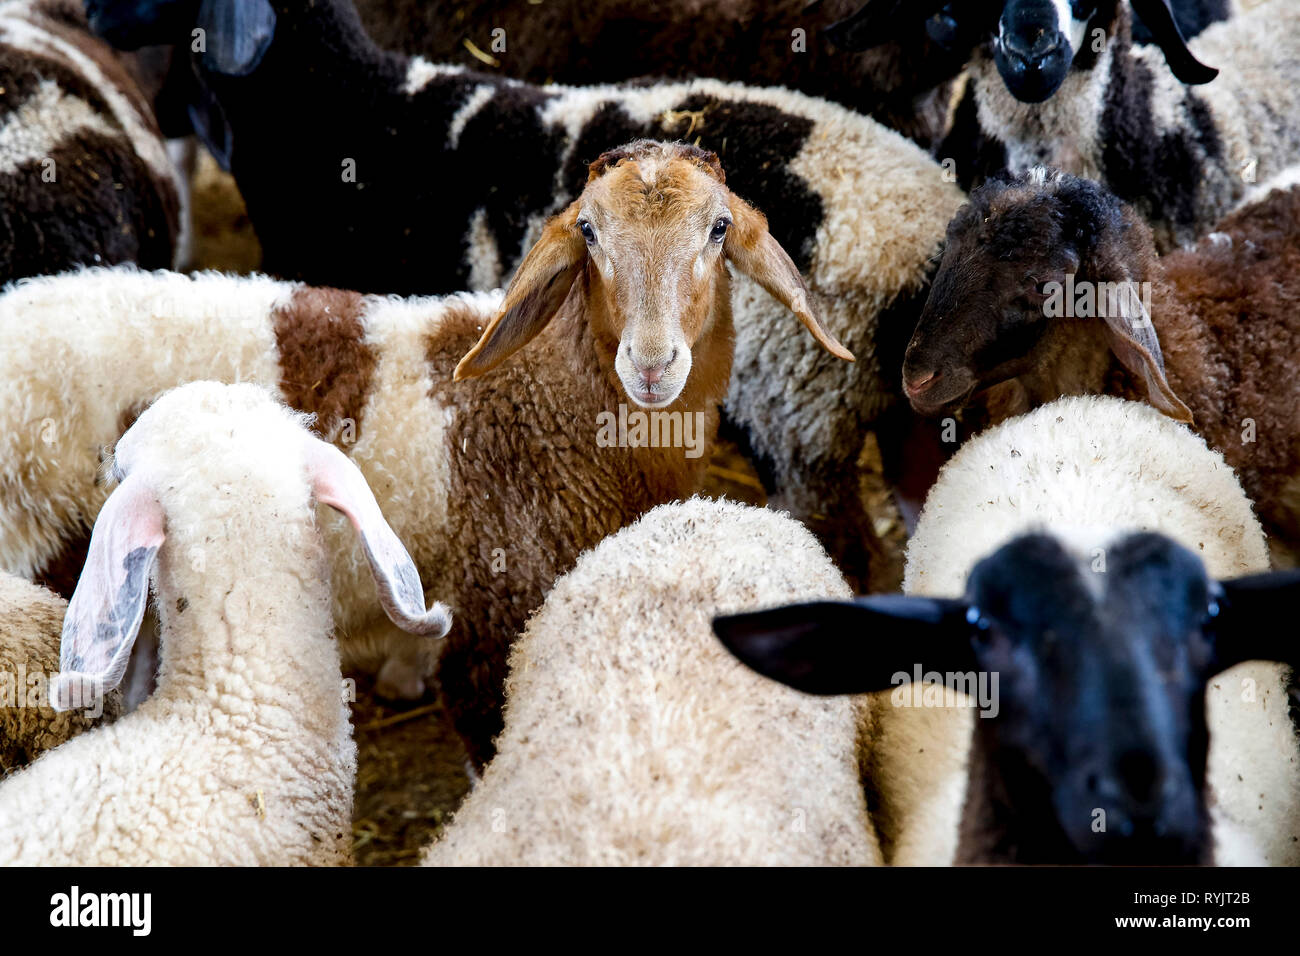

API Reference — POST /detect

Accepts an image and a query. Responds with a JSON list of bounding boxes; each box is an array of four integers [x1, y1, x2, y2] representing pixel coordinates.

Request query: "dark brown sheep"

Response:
[[902, 167, 1300, 552]]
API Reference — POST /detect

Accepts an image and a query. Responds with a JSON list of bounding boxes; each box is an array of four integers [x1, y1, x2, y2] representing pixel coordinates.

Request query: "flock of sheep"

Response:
[[0, 0, 1297, 866]]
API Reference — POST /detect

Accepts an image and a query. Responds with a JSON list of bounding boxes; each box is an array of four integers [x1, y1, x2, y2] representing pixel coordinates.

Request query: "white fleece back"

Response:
[[423, 497, 879, 866]]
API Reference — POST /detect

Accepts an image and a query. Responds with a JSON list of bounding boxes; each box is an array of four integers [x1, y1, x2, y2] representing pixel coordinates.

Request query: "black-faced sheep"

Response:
[[717, 396, 1300, 865]]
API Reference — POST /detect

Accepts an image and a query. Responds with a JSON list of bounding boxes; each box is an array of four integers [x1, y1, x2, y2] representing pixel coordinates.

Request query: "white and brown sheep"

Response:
[[83, 0, 967, 588], [0, 140, 850, 766], [0, 381, 449, 865]]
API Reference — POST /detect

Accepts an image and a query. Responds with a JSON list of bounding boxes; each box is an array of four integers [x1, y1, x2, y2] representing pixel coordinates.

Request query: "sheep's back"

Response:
[[423, 497, 879, 866]]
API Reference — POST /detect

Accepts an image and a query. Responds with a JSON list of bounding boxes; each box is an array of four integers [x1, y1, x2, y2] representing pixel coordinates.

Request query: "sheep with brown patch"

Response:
[[0, 381, 450, 865], [84, 0, 967, 588], [0, 141, 850, 767], [0, 0, 180, 281], [902, 167, 1300, 557], [0, 571, 121, 777], [423, 497, 880, 867]]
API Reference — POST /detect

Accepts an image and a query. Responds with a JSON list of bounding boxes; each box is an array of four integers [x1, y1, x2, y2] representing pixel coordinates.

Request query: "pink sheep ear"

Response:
[[1100, 288, 1194, 424], [305, 439, 453, 638], [51, 476, 164, 713]]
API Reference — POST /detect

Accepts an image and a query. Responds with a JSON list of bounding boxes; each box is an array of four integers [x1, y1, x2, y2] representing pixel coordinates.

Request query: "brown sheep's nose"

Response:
[[637, 363, 666, 385], [633, 349, 678, 385], [904, 369, 941, 398]]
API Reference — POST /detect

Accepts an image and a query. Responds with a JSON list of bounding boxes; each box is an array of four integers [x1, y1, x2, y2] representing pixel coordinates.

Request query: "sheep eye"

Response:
[[709, 217, 731, 243], [578, 220, 596, 244]]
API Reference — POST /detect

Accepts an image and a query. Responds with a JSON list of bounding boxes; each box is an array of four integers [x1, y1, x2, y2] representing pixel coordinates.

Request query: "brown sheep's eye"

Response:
[[578, 220, 596, 244], [710, 217, 731, 243]]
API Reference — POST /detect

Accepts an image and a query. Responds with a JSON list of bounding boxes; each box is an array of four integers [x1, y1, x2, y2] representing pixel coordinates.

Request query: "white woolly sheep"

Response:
[[0, 571, 121, 776], [0, 141, 851, 766], [422, 496, 879, 867], [84, 0, 967, 589], [0, 381, 450, 865], [0, 0, 181, 280], [718, 396, 1300, 865]]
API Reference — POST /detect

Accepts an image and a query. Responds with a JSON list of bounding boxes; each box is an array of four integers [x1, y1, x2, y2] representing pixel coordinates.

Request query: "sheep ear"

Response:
[[1130, 0, 1219, 85], [305, 439, 452, 638], [1210, 570, 1300, 672], [197, 0, 278, 77], [50, 476, 164, 712], [712, 595, 972, 695], [454, 203, 586, 380], [724, 196, 854, 362], [1101, 291, 1194, 424]]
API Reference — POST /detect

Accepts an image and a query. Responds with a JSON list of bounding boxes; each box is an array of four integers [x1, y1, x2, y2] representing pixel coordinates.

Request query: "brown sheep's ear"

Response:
[[1100, 288, 1193, 424], [455, 203, 586, 380], [724, 196, 854, 362]]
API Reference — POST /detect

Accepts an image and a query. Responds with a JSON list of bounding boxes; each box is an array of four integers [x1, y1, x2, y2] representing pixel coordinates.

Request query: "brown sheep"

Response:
[[900, 166, 1300, 555], [0, 141, 850, 768]]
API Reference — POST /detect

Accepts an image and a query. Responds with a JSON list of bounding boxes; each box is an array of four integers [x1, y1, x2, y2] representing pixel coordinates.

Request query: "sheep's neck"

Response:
[[144, 528, 348, 741], [555, 264, 732, 501], [954, 728, 1085, 864]]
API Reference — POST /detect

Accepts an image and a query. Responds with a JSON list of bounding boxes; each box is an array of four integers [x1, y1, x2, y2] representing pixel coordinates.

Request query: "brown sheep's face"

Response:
[[576, 151, 737, 409], [903, 189, 1081, 415], [453, 141, 852, 399]]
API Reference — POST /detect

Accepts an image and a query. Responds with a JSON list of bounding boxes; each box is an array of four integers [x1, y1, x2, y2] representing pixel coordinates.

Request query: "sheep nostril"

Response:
[[1001, 28, 1061, 62], [634, 361, 668, 386]]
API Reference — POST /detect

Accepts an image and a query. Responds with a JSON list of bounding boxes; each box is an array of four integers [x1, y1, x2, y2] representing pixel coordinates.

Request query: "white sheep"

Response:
[[717, 396, 1300, 864], [0, 140, 851, 766], [0, 571, 121, 776], [422, 497, 879, 867], [0, 381, 450, 865]]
